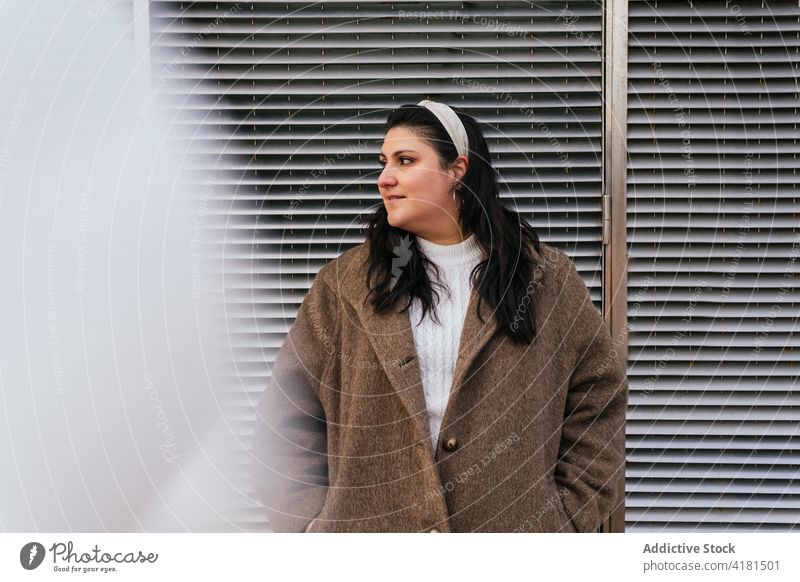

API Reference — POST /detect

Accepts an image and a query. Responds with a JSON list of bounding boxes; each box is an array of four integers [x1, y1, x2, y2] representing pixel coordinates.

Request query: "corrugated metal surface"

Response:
[[148, 0, 606, 531], [627, 0, 800, 531]]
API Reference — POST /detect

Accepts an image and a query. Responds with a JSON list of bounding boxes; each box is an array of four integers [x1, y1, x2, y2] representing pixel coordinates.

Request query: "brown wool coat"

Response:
[[252, 241, 628, 533]]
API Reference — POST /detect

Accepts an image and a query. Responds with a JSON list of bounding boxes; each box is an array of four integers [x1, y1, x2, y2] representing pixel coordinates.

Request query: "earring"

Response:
[[453, 187, 462, 211]]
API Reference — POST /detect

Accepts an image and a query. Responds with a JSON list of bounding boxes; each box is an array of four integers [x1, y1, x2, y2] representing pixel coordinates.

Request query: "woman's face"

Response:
[[378, 126, 468, 243]]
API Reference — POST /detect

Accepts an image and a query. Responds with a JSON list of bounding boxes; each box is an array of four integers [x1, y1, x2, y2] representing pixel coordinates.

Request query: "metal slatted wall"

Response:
[[627, 0, 800, 531], [148, 0, 605, 532]]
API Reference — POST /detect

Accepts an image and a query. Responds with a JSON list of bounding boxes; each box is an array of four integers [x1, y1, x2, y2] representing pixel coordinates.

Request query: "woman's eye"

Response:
[[378, 158, 413, 166]]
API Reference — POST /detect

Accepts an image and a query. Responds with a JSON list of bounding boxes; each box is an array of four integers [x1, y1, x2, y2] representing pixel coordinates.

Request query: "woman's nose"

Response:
[[377, 165, 396, 188]]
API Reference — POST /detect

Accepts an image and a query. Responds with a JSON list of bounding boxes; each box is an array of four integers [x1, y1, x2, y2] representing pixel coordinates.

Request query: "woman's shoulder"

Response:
[[531, 240, 574, 278], [313, 241, 370, 292], [528, 242, 596, 311], [532, 242, 599, 316]]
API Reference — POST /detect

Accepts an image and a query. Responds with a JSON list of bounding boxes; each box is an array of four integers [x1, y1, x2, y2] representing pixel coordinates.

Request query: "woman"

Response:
[[252, 100, 628, 533]]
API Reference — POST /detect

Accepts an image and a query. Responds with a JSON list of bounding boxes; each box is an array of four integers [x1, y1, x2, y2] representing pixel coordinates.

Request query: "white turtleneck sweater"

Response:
[[409, 233, 483, 453]]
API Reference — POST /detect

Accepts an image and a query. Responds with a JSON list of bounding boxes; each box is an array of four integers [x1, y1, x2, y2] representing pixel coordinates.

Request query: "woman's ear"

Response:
[[450, 155, 469, 182]]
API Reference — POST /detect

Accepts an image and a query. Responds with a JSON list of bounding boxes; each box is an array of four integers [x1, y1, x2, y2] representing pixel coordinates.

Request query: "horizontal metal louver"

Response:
[[148, 0, 606, 531], [627, 0, 800, 531]]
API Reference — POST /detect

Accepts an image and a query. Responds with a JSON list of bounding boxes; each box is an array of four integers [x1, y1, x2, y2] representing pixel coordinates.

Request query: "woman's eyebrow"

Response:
[[378, 149, 419, 157]]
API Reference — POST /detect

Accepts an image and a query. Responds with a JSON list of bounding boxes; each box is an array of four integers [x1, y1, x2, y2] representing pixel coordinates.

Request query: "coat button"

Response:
[[442, 437, 458, 451], [429, 527, 441, 533]]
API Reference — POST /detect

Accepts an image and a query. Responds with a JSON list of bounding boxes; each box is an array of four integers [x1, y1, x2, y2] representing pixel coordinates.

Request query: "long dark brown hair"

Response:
[[362, 103, 544, 345]]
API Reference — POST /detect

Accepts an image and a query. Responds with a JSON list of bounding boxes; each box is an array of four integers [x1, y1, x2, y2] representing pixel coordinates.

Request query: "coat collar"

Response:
[[329, 241, 516, 445]]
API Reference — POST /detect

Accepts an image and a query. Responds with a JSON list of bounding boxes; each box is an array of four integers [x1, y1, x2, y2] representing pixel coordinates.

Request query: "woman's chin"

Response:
[[386, 210, 408, 229]]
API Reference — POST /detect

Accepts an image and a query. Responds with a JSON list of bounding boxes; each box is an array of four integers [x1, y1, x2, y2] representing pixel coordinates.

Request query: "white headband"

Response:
[[417, 99, 469, 159]]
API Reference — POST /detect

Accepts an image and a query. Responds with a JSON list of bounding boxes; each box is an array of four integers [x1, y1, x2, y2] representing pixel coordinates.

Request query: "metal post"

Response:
[[602, 0, 629, 534]]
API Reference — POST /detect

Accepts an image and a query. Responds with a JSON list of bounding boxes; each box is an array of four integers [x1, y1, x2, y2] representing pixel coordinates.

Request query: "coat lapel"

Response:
[[336, 243, 498, 444]]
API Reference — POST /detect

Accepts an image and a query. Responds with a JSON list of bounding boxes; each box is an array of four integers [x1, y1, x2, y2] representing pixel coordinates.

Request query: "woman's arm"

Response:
[[251, 274, 339, 533], [554, 257, 629, 532]]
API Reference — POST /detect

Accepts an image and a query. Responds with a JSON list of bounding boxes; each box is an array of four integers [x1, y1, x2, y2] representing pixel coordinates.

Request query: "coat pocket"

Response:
[[552, 497, 578, 533], [548, 480, 578, 533]]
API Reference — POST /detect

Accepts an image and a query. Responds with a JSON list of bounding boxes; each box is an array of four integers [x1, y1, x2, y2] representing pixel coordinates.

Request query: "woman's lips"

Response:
[[386, 196, 405, 204]]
